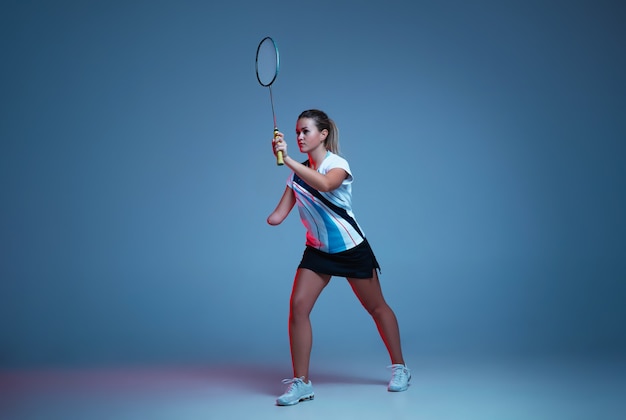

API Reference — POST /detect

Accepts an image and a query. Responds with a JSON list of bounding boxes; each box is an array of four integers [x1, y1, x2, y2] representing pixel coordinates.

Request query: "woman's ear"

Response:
[[321, 129, 329, 141]]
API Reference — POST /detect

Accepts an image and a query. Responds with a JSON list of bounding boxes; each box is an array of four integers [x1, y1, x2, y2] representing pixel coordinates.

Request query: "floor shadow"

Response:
[[189, 364, 285, 396], [0, 363, 388, 399], [197, 363, 387, 396]]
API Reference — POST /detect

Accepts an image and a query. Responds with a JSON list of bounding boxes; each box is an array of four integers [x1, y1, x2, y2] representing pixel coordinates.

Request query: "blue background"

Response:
[[1, 0, 624, 369]]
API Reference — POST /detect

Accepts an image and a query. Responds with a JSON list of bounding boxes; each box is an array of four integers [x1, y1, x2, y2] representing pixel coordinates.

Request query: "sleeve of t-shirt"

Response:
[[323, 154, 353, 183]]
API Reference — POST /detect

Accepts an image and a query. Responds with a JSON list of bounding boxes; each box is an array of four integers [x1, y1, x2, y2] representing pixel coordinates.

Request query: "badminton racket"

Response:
[[255, 36, 283, 166]]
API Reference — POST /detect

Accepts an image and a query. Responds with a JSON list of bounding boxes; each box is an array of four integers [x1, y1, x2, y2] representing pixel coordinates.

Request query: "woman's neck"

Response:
[[308, 148, 329, 170]]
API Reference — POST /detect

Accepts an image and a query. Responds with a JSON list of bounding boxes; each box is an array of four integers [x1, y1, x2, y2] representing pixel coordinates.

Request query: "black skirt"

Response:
[[298, 238, 381, 279]]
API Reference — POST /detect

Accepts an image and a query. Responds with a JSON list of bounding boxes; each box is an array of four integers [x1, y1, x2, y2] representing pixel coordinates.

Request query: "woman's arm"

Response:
[[282, 156, 347, 193], [272, 131, 348, 193], [267, 186, 296, 225]]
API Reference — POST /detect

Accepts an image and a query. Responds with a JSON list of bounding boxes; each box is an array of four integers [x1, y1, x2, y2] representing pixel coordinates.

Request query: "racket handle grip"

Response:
[[274, 128, 284, 166]]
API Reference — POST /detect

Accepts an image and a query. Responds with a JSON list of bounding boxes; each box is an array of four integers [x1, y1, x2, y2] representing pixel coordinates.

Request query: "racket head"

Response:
[[255, 36, 279, 87]]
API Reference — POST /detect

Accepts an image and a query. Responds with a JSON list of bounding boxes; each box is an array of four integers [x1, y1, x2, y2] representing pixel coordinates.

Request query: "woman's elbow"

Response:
[[317, 182, 340, 193], [267, 214, 282, 226]]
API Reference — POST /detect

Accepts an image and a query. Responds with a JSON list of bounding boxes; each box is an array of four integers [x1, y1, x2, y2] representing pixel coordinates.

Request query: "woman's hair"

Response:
[[298, 109, 340, 154]]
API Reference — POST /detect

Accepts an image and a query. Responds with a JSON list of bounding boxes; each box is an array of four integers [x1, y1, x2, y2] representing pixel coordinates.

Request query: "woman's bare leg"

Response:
[[348, 270, 405, 365], [289, 268, 331, 382]]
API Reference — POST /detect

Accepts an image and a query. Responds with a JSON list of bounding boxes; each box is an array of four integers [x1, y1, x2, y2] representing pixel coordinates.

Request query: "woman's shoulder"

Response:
[[322, 152, 352, 180], [325, 151, 349, 167]]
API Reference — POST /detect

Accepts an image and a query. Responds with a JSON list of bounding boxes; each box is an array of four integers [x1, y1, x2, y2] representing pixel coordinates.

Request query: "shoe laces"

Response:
[[281, 376, 306, 392]]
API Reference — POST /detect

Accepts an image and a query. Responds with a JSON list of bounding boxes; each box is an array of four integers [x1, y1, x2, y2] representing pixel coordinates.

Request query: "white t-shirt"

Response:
[[287, 152, 365, 253]]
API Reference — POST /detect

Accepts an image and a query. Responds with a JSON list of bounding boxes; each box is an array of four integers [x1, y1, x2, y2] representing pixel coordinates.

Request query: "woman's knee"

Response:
[[366, 302, 391, 319], [290, 295, 313, 321]]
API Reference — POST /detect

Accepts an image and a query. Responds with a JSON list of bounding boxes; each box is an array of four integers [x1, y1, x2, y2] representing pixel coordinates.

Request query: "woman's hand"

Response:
[[272, 131, 288, 159]]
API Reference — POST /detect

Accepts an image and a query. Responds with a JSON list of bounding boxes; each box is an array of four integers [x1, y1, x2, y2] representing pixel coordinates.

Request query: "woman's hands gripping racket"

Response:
[[255, 36, 283, 166], [272, 131, 288, 163]]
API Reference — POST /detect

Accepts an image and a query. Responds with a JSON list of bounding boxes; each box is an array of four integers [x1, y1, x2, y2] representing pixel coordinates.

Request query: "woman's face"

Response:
[[296, 118, 327, 154]]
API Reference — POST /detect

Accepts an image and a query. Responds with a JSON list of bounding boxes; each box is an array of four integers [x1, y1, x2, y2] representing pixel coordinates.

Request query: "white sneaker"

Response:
[[387, 364, 411, 392], [276, 377, 315, 406]]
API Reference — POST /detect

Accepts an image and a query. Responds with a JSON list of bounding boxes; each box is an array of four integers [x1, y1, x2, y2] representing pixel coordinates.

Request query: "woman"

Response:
[[267, 109, 410, 406]]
